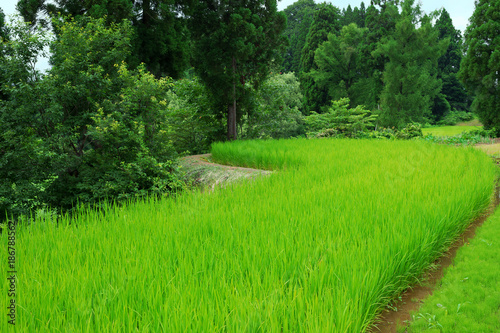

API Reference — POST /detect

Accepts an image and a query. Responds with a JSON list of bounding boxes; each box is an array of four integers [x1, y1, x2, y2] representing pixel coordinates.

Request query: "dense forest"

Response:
[[0, 0, 499, 218]]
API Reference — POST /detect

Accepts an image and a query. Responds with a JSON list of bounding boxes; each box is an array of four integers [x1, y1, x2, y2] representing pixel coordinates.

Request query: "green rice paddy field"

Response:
[[1, 139, 497, 332]]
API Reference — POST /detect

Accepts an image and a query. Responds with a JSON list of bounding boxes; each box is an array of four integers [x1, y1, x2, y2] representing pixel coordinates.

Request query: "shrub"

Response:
[[305, 98, 377, 138], [438, 110, 475, 126]]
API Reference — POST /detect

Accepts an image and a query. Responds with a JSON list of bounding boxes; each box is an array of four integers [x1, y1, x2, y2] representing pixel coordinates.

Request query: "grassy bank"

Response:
[[1, 139, 497, 332]]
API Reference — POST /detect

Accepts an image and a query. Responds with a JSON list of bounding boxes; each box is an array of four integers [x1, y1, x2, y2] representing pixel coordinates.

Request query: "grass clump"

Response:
[[408, 206, 500, 332], [1, 139, 497, 332]]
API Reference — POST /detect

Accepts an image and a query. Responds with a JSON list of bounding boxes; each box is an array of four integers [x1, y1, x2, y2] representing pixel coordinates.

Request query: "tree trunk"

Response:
[[227, 57, 237, 140]]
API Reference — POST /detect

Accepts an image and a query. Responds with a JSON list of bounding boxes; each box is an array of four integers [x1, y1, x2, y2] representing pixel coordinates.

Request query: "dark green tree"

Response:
[[0, 8, 10, 101], [374, 0, 448, 128], [431, 8, 468, 119], [0, 16, 182, 217], [361, 3, 399, 109], [16, 0, 190, 78], [300, 2, 341, 114], [282, 0, 316, 73], [310, 23, 367, 105], [458, 0, 499, 131], [188, 0, 287, 140]]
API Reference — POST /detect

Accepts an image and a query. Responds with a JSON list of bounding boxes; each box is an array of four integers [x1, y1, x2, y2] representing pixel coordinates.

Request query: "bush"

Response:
[[305, 98, 377, 138], [437, 110, 475, 126]]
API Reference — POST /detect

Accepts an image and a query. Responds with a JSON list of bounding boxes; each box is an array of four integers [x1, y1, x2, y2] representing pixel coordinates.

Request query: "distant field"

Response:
[[1, 139, 496, 332], [422, 125, 483, 137]]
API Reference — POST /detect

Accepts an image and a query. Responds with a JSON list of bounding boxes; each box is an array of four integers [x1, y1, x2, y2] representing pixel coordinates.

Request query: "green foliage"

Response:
[[423, 129, 493, 146], [282, 0, 316, 73], [300, 3, 341, 114], [17, 0, 190, 78], [408, 206, 500, 332], [242, 72, 304, 139], [305, 98, 377, 137], [432, 9, 469, 119], [310, 23, 367, 106], [375, 0, 448, 128], [188, 0, 287, 139], [166, 76, 225, 154], [458, 0, 500, 133], [394, 122, 423, 139], [438, 110, 475, 126], [0, 16, 184, 218]]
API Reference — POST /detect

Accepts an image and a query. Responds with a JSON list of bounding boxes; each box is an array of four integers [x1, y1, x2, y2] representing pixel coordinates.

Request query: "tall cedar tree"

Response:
[[374, 0, 447, 128], [188, 0, 286, 140], [459, 0, 499, 131], [300, 3, 341, 114], [361, 3, 398, 109], [432, 8, 468, 119], [282, 0, 316, 73], [16, 0, 190, 78]]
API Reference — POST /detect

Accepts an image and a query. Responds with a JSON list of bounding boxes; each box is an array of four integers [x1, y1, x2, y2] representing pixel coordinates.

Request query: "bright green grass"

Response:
[[422, 126, 483, 137], [1, 139, 497, 332], [407, 206, 500, 332]]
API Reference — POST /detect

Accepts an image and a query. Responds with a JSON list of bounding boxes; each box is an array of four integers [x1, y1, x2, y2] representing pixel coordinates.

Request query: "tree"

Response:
[[459, 0, 500, 131], [243, 72, 304, 139], [0, 16, 182, 217], [300, 2, 341, 114], [432, 8, 468, 119], [188, 0, 286, 140], [360, 3, 399, 109], [374, 0, 447, 128], [282, 0, 316, 73], [0, 8, 10, 101], [310, 23, 367, 105], [16, 0, 190, 78]]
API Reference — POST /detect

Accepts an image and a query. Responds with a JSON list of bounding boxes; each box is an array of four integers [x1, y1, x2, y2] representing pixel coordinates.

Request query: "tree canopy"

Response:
[[459, 0, 500, 131], [188, 0, 286, 140]]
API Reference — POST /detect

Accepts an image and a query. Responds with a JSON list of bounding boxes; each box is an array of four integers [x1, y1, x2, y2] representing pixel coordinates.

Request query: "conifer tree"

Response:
[[310, 23, 367, 105], [189, 0, 286, 140], [282, 0, 316, 73], [300, 3, 341, 114], [432, 8, 468, 119], [375, 0, 447, 128], [459, 0, 500, 131]]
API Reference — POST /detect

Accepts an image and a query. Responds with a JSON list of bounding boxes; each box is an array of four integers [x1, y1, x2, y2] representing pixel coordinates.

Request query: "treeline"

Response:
[[282, 0, 470, 126], [0, 0, 498, 218]]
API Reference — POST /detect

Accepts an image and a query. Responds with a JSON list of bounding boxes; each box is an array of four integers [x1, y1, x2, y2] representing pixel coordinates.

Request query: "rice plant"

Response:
[[1, 138, 496, 332]]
